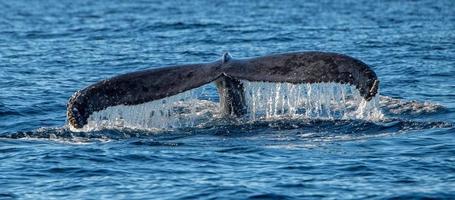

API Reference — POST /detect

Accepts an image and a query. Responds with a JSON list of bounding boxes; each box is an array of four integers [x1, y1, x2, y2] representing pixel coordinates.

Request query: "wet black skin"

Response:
[[215, 74, 247, 117], [67, 51, 379, 129]]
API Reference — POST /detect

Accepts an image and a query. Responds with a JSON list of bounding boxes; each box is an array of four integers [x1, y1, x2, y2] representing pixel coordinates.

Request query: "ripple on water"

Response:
[[1, 0, 455, 199]]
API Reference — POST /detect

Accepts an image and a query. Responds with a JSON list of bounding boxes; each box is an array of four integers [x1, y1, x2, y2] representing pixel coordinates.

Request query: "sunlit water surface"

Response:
[[1, 0, 454, 199]]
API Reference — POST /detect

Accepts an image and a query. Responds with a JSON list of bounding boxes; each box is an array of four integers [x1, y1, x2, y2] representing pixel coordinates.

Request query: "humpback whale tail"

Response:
[[67, 51, 379, 129]]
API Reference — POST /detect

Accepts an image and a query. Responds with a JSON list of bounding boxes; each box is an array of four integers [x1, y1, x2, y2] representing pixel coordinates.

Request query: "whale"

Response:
[[67, 51, 379, 129]]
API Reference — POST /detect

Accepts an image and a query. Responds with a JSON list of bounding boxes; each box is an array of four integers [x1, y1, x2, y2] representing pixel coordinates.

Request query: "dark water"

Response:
[[1, 0, 455, 199]]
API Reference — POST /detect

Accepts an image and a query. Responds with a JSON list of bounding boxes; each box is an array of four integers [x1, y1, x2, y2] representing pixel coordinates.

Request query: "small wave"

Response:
[[0, 192, 18, 200], [129, 140, 183, 147], [248, 193, 292, 200], [2, 118, 451, 144], [139, 21, 222, 32], [384, 192, 455, 200], [1, 127, 167, 144]]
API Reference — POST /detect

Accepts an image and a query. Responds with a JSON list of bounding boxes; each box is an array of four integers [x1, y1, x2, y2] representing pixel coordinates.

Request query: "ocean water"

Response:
[[1, 0, 454, 199]]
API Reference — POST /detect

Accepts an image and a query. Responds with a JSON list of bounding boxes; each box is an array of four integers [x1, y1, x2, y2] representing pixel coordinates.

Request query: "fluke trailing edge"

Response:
[[67, 51, 379, 129]]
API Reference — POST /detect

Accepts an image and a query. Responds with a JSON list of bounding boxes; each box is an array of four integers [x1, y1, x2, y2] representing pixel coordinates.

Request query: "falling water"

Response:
[[243, 81, 384, 121], [75, 85, 219, 132], [76, 82, 384, 131]]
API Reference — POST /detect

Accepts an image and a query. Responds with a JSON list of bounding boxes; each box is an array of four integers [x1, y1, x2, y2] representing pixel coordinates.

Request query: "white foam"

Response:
[[379, 96, 444, 115]]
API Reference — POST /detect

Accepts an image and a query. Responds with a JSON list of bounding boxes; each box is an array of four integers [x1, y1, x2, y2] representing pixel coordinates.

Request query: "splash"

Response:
[[242, 81, 384, 121], [73, 85, 219, 132], [73, 82, 386, 132]]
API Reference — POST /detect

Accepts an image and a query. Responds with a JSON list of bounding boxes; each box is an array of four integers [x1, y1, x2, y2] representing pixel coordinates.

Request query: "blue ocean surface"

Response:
[[1, 0, 454, 199]]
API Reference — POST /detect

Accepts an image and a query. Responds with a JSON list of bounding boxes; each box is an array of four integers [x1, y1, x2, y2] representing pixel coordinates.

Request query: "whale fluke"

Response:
[[224, 52, 379, 99], [67, 51, 379, 129], [67, 63, 223, 128]]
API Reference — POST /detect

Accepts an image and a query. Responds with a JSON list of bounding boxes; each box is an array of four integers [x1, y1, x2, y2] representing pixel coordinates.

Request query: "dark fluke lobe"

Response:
[[67, 51, 379, 129]]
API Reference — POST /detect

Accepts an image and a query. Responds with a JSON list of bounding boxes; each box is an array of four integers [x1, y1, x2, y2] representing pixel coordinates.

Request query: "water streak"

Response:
[[243, 81, 384, 121], [76, 85, 219, 132], [78, 82, 384, 131]]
